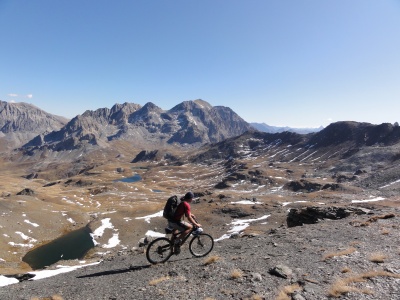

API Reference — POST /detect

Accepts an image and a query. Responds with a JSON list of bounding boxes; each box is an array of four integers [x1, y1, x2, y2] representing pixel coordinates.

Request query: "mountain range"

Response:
[[186, 121, 400, 178], [2, 98, 400, 184], [250, 122, 323, 134], [2, 99, 254, 152], [1, 99, 326, 155]]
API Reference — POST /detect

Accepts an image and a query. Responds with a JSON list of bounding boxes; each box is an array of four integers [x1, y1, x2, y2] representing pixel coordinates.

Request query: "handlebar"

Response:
[[192, 216, 201, 228]]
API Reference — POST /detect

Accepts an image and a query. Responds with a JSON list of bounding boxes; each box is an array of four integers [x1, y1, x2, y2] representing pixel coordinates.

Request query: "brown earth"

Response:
[[1, 140, 400, 298]]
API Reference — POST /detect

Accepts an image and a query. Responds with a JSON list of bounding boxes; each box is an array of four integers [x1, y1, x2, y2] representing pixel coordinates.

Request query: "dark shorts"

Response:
[[168, 220, 191, 232]]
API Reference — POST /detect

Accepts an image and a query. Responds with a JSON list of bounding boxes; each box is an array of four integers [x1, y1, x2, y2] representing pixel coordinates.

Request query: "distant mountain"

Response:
[[0, 100, 68, 151], [189, 121, 400, 178], [22, 99, 253, 152], [306, 121, 400, 147], [250, 122, 323, 134]]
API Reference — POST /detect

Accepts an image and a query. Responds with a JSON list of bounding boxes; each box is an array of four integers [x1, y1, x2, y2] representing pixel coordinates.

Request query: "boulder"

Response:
[[287, 206, 352, 227], [16, 188, 35, 196], [269, 264, 293, 279], [284, 180, 322, 192]]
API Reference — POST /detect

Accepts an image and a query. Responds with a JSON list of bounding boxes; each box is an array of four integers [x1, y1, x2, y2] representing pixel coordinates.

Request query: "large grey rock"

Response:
[[287, 206, 352, 227]]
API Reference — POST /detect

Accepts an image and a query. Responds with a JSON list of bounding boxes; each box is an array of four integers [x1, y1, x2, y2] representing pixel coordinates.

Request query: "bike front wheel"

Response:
[[146, 237, 173, 264], [189, 233, 214, 257]]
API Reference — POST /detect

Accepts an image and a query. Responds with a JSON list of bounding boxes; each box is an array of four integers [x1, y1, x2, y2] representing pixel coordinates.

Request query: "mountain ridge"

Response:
[[0, 100, 68, 151], [250, 122, 323, 134], [2, 98, 400, 164], [21, 99, 253, 153]]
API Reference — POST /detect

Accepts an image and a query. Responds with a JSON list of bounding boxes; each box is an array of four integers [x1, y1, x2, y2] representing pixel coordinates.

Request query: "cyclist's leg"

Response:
[[176, 221, 192, 243], [171, 229, 179, 243], [168, 221, 189, 254], [168, 221, 187, 242]]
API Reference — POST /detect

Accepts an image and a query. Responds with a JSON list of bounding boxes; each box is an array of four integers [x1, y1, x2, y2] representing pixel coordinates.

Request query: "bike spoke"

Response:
[[146, 238, 173, 264], [189, 233, 214, 257], [196, 238, 204, 247]]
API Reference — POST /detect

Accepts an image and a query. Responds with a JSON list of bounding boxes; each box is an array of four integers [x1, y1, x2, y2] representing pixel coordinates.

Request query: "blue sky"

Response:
[[1, 1, 399, 128]]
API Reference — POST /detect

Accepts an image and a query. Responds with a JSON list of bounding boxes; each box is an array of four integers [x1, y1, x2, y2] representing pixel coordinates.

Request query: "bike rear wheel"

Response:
[[146, 237, 173, 264], [189, 233, 214, 257]]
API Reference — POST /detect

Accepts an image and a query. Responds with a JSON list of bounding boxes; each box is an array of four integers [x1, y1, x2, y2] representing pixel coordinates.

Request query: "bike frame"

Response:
[[169, 225, 197, 246]]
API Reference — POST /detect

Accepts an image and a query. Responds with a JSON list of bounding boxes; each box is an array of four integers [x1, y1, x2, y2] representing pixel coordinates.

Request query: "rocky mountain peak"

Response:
[[129, 102, 163, 123], [19, 100, 253, 153], [308, 121, 400, 147], [169, 99, 212, 114], [163, 100, 252, 144], [193, 99, 213, 109], [0, 100, 67, 133], [141, 102, 160, 111], [0, 100, 68, 151], [109, 102, 142, 123]]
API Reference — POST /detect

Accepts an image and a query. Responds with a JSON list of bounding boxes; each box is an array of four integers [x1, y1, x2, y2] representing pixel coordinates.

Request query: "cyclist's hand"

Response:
[[196, 223, 202, 228]]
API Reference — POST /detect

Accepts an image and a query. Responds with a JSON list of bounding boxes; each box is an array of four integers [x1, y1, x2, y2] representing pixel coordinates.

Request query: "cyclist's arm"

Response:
[[186, 212, 201, 227]]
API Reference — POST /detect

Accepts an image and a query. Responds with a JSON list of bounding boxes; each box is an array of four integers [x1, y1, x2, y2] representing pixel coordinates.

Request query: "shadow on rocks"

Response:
[[76, 264, 151, 278]]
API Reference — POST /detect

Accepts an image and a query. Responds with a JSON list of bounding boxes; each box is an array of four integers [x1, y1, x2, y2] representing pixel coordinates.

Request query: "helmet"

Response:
[[184, 191, 194, 199]]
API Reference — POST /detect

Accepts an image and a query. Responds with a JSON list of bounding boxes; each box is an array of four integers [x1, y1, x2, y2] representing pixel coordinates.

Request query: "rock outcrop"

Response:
[[286, 206, 373, 227], [0, 100, 68, 151], [22, 99, 253, 152]]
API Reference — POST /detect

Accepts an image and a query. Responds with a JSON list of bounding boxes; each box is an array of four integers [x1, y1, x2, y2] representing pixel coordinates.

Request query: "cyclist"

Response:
[[168, 191, 202, 254]]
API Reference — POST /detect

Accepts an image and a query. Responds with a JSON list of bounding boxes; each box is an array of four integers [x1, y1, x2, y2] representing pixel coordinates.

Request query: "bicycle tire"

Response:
[[189, 233, 214, 257], [146, 237, 173, 264]]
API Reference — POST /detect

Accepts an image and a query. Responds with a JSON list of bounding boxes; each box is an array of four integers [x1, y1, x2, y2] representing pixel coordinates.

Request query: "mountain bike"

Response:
[[146, 223, 214, 264]]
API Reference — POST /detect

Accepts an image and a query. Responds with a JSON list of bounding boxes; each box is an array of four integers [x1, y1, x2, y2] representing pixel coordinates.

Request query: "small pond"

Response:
[[22, 226, 94, 270], [114, 174, 142, 183]]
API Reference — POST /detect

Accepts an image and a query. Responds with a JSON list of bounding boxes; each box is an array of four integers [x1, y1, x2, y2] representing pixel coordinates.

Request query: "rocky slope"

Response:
[[185, 121, 400, 188], [22, 99, 253, 152], [1, 205, 399, 300], [0, 100, 68, 151]]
